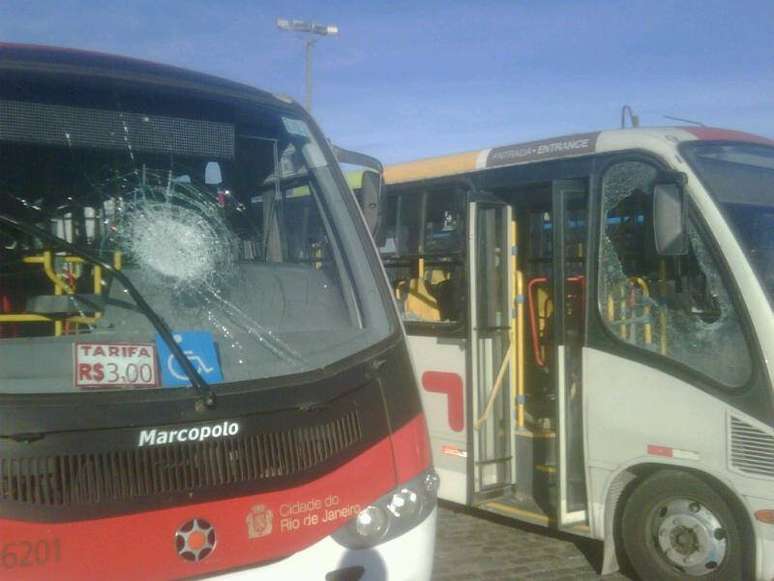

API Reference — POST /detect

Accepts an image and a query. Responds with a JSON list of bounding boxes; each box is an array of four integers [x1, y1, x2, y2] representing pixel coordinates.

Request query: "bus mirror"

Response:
[[205, 161, 223, 186], [360, 170, 385, 245], [653, 182, 688, 255]]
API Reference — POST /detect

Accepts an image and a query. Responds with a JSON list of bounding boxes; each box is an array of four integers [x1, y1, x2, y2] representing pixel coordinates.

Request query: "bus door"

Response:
[[551, 179, 590, 528], [468, 198, 516, 500]]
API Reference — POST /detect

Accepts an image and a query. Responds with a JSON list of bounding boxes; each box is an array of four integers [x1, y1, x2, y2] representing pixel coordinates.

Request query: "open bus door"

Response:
[[551, 179, 590, 530], [381, 175, 593, 531], [472, 179, 590, 534], [467, 195, 516, 501]]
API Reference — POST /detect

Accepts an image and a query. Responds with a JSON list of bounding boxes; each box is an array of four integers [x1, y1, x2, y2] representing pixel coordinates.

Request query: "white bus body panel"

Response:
[[585, 348, 774, 579], [590, 130, 774, 579], [407, 334, 468, 504]]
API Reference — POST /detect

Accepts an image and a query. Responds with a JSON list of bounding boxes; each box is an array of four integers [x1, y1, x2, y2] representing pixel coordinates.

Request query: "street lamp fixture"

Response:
[[276, 18, 339, 111]]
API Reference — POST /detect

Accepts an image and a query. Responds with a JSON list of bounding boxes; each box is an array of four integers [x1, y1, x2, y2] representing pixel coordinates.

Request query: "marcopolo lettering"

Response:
[[138, 420, 240, 447]]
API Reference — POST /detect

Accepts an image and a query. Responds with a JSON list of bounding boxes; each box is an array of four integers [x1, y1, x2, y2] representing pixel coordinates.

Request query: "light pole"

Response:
[[276, 18, 339, 112]]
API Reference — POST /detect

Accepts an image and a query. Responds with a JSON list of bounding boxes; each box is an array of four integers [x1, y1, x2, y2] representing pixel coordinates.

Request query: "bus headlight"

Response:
[[388, 487, 420, 519], [332, 468, 439, 548], [355, 505, 388, 538]]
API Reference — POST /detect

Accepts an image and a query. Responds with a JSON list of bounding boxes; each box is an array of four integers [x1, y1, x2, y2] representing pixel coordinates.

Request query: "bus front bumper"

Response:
[[211, 507, 437, 581]]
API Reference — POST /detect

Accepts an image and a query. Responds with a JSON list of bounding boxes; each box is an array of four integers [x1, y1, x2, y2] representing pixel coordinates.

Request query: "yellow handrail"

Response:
[[606, 277, 656, 346], [659, 260, 668, 355], [6, 250, 122, 336], [512, 220, 526, 429], [23, 251, 73, 294], [509, 220, 518, 430], [516, 272, 525, 429], [629, 277, 652, 344]]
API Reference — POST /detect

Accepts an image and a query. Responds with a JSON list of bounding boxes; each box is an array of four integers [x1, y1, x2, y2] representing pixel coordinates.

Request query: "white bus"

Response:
[[377, 127, 774, 580]]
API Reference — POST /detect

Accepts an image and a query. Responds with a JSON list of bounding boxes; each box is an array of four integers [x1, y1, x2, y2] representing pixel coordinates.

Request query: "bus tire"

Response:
[[621, 469, 745, 581]]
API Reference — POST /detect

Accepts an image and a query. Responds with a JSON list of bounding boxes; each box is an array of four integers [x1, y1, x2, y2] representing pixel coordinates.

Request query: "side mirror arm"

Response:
[[332, 145, 383, 173]]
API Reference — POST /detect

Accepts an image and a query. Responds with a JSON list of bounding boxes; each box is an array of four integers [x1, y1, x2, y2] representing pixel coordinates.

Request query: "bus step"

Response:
[[474, 483, 515, 502], [479, 497, 553, 527], [475, 455, 512, 466]]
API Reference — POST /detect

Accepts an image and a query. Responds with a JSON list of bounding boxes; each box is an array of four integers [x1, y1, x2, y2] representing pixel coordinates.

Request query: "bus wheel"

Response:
[[621, 470, 745, 581]]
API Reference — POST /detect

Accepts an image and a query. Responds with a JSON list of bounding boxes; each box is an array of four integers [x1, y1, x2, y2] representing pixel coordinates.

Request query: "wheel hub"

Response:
[[670, 525, 699, 555], [652, 499, 727, 576]]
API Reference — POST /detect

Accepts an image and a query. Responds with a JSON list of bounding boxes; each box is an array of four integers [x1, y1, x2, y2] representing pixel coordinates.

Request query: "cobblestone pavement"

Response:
[[433, 504, 635, 581]]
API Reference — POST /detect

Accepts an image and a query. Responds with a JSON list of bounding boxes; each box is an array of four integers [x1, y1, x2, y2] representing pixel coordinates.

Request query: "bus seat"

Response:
[[404, 277, 441, 322], [427, 268, 449, 286]]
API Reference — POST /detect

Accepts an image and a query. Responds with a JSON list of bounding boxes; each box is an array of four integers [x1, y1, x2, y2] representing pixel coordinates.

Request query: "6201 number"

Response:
[[1, 539, 61, 569]]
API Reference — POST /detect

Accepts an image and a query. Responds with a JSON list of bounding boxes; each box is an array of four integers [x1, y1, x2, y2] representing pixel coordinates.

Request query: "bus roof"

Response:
[[383, 127, 774, 185], [0, 42, 294, 109]]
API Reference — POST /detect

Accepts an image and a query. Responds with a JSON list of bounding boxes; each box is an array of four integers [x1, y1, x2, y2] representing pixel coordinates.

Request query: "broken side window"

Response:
[[598, 160, 752, 387]]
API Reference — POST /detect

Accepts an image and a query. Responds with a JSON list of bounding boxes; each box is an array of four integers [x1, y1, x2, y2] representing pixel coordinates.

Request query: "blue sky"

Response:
[[2, 0, 773, 163]]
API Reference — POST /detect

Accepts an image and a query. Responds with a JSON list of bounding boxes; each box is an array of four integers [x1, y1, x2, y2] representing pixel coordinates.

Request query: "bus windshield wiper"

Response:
[[0, 214, 216, 409]]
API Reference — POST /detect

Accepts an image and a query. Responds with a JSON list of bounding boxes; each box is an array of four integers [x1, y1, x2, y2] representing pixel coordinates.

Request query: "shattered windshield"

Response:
[[682, 142, 774, 308], [0, 76, 390, 394]]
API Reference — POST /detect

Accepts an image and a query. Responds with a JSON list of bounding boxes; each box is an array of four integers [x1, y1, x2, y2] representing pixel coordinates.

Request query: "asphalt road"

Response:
[[432, 503, 635, 581]]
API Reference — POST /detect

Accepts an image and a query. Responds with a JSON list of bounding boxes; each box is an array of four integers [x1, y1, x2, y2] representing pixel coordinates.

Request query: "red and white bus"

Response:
[[0, 44, 437, 580], [378, 127, 774, 580]]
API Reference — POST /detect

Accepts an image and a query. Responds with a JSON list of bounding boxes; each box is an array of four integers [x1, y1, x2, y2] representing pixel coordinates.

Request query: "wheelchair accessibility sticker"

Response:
[[155, 331, 223, 387]]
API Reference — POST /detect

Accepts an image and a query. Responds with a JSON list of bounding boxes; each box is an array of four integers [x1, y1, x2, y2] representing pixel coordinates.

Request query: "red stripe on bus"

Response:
[[754, 509, 774, 524], [685, 127, 774, 145], [647, 444, 673, 457], [391, 413, 433, 482], [422, 371, 464, 432], [0, 432, 399, 580]]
